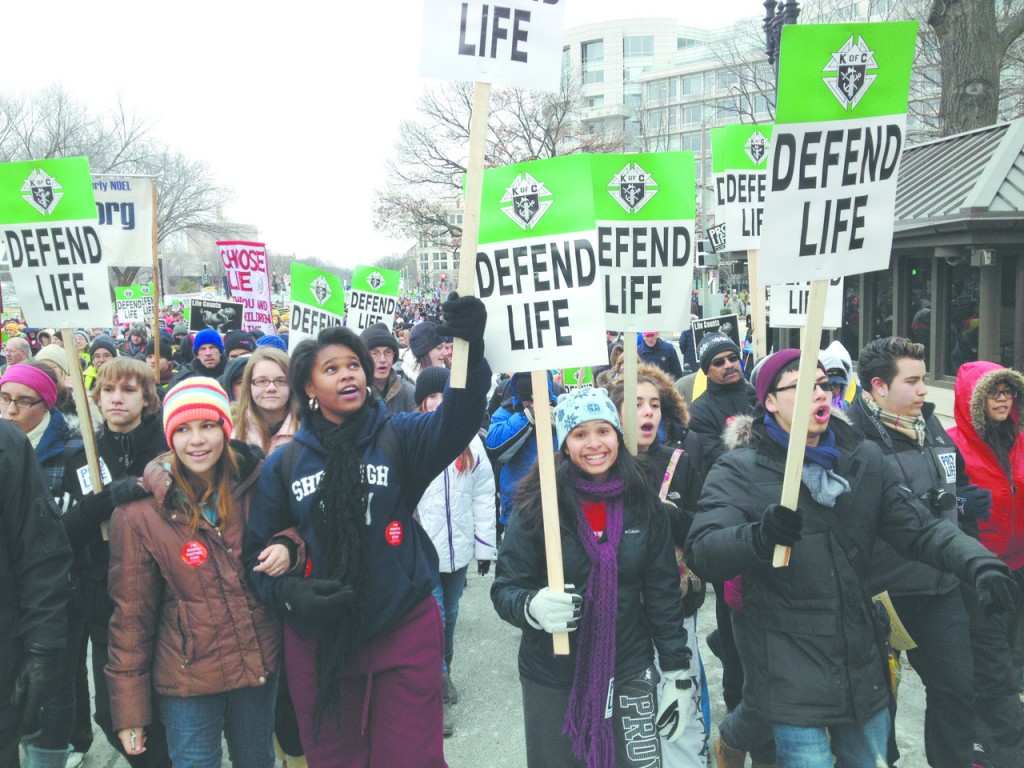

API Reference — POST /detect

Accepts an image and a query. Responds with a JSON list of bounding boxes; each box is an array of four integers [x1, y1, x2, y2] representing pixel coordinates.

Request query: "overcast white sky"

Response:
[[3, 0, 761, 269]]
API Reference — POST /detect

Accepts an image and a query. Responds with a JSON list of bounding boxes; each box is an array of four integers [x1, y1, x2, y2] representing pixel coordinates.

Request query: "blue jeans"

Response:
[[773, 707, 889, 768], [431, 565, 468, 670], [156, 670, 279, 768]]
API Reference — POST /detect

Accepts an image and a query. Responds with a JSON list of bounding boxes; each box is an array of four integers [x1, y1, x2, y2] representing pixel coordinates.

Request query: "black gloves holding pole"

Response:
[[436, 292, 487, 363]]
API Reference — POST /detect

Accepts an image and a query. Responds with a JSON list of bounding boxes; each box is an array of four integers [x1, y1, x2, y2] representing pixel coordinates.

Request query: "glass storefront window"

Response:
[[841, 278, 861, 359], [907, 260, 932, 357], [945, 261, 980, 376]]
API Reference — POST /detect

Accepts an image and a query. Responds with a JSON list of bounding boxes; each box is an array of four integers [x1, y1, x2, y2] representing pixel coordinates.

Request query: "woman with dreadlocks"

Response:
[[491, 387, 692, 768], [244, 295, 489, 768]]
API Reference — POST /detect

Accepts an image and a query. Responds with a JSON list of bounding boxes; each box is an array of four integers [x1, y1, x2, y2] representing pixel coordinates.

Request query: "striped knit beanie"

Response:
[[163, 377, 233, 446]]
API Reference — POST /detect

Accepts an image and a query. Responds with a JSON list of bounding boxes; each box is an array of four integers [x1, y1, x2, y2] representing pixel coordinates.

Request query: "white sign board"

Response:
[[769, 278, 845, 329], [420, 0, 567, 93], [92, 175, 154, 268]]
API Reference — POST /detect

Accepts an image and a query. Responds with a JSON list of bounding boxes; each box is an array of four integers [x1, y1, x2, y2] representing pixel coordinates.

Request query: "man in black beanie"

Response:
[[361, 322, 416, 414], [689, 332, 756, 475]]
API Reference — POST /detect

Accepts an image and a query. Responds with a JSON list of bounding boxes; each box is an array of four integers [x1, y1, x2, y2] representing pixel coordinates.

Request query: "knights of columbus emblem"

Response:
[[500, 173, 553, 230], [366, 271, 385, 291], [823, 35, 878, 111], [21, 168, 63, 215], [311, 276, 331, 305], [608, 162, 657, 214], [745, 132, 770, 166]]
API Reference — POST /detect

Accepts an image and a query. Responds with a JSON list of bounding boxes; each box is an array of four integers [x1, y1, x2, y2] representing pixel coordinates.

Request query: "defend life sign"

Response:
[[591, 153, 696, 334], [218, 240, 274, 335], [289, 262, 346, 350], [474, 154, 606, 373], [347, 266, 400, 332], [711, 124, 773, 252], [760, 21, 917, 284], [420, 0, 566, 93], [92, 175, 154, 268], [769, 278, 845, 329], [0, 157, 108, 328], [115, 283, 155, 323]]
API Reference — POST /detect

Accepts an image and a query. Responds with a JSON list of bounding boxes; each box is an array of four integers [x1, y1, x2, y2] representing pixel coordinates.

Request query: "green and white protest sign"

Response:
[[347, 266, 400, 332], [0, 157, 109, 328], [711, 124, 773, 252], [420, 0, 567, 93], [591, 152, 696, 333], [92, 175, 155, 268], [561, 366, 593, 391], [289, 262, 346, 349], [475, 154, 605, 373], [115, 283, 155, 323], [760, 21, 917, 284]]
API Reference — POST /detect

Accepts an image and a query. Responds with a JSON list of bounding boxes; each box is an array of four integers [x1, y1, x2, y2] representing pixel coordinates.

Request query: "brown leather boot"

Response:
[[715, 735, 746, 768]]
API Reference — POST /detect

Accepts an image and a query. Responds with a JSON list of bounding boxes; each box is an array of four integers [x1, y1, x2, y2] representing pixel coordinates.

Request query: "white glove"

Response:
[[656, 668, 692, 742], [524, 586, 581, 633]]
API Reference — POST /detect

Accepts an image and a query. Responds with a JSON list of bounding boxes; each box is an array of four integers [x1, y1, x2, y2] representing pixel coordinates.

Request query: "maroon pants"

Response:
[[285, 596, 447, 768]]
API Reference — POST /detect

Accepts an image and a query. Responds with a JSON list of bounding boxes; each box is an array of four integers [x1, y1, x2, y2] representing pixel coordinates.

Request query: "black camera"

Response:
[[921, 488, 956, 514]]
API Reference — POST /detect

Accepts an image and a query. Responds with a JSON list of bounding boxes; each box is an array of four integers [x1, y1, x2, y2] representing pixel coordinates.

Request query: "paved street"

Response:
[[77, 571, 931, 767]]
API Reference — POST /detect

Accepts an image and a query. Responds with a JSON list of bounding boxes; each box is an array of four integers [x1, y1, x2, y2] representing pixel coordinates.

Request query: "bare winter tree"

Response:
[[374, 73, 624, 247]]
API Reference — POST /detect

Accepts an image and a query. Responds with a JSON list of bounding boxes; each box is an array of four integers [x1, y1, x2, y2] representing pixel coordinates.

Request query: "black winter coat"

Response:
[[491, 485, 689, 688], [685, 414, 1006, 728], [0, 421, 72, 660], [687, 378, 757, 475]]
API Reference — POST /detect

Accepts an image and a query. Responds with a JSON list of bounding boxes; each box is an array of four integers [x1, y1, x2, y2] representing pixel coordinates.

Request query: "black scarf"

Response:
[[308, 405, 371, 727]]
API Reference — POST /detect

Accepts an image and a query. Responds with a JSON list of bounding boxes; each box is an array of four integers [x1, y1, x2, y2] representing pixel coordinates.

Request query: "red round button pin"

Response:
[[385, 521, 403, 546], [181, 540, 208, 566]]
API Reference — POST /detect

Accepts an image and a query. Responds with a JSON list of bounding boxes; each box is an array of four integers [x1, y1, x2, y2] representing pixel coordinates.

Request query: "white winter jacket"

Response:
[[417, 435, 497, 572]]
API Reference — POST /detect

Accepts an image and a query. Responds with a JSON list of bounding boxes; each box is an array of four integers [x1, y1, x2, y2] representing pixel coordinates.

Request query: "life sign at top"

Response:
[[420, 0, 566, 93], [0, 157, 109, 328], [759, 22, 917, 285]]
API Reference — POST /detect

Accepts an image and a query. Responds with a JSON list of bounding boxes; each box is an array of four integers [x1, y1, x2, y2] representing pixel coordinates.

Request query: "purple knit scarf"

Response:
[[563, 471, 625, 768]]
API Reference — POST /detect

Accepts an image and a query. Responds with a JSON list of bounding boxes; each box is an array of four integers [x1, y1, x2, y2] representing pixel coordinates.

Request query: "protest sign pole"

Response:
[[622, 332, 638, 456], [450, 81, 491, 389], [748, 250, 768, 360], [531, 369, 570, 655], [60, 328, 105, 532], [150, 181, 161, 375], [772, 279, 829, 568]]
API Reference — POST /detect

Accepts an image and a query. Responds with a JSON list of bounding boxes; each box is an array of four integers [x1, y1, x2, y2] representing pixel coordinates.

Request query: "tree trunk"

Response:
[[929, 0, 1002, 135]]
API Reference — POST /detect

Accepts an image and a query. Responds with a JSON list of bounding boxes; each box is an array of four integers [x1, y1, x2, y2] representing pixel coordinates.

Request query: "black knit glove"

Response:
[[436, 292, 487, 362], [957, 484, 992, 521], [755, 503, 803, 557], [477, 560, 491, 577], [13, 648, 63, 731], [276, 578, 354, 619], [78, 488, 114, 527], [975, 566, 1019, 615]]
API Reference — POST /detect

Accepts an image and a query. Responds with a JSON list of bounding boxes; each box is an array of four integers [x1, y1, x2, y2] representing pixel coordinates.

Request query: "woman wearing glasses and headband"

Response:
[[948, 361, 1024, 767], [234, 348, 299, 456]]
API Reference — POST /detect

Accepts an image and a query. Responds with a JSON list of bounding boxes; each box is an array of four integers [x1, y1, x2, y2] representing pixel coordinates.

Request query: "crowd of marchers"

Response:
[[0, 301, 1022, 768]]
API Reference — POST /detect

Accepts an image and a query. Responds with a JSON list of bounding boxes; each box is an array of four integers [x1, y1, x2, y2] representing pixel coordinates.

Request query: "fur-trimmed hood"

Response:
[[723, 407, 852, 452], [953, 360, 1024, 442]]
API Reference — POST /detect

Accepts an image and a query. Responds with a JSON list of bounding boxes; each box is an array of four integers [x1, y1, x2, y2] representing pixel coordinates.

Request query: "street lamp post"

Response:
[[763, 0, 801, 80]]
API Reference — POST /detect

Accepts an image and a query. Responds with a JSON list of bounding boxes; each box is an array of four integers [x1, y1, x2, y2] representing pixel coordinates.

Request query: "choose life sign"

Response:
[[420, 0, 566, 93], [474, 154, 606, 373], [347, 266, 400, 332], [760, 21, 917, 284], [711, 124, 773, 252], [0, 157, 110, 328], [289, 262, 346, 349], [591, 153, 696, 333], [219, 240, 274, 334]]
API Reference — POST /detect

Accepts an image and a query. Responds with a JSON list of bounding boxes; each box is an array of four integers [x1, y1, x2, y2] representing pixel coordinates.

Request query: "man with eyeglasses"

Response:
[[848, 336, 985, 768], [686, 348, 1018, 768], [689, 332, 758, 475], [361, 322, 416, 414]]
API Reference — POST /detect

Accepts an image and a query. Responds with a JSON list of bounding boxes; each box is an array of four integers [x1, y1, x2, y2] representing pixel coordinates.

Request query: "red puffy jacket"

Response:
[[947, 361, 1024, 570]]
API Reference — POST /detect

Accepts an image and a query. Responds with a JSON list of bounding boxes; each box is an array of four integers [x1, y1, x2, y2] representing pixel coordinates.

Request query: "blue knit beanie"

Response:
[[255, 334, 287, 352], [192, 328, 224, 354], [553, 387, 623, 449]]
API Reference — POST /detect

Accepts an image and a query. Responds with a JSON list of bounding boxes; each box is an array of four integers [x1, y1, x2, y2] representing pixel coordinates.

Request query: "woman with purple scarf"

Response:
[[491, 387, 692, 768]]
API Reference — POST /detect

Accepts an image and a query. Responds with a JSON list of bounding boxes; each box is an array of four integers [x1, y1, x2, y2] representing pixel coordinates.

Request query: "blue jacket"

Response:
[[245, 357, 491, 641], [485, 372, 558, 525], [638, 337, 683, 380]]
